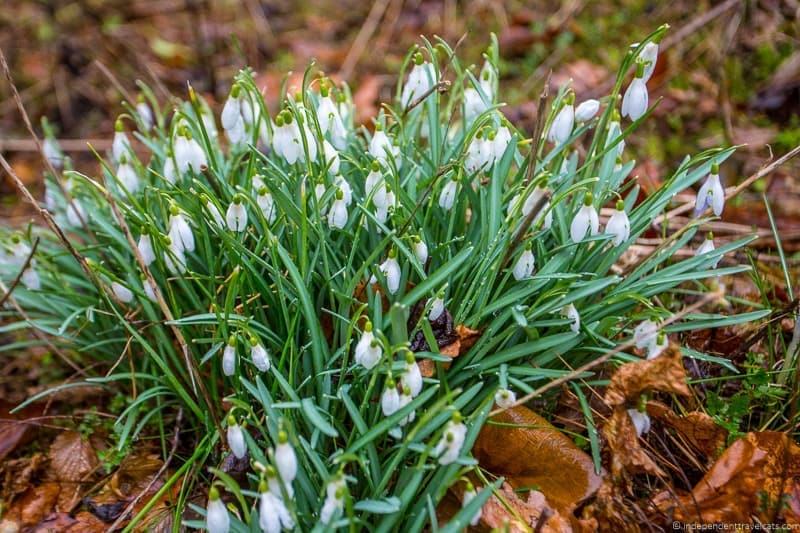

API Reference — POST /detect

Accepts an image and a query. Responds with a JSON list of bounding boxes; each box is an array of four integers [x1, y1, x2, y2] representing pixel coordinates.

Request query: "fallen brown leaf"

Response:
[[473, 405, 602, 514], [49, 430, 99, 511], [1, 481, 61, 528], [480, 482, 573, 532], [604, 344, 690, 407], [646, 401, 728, 459], [604, 407, 664, 479]]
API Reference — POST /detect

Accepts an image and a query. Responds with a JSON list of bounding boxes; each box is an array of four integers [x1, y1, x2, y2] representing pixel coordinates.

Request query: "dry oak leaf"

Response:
[[0, 481, 61, 528], [646, 401, 728, 459], [654, 431, 800, 524], [604, 343, 690, 407], [479, 482, 574, 532], [604, 407, 664, 479], [49, 431, 99, 483], [473, 405, 602, 515], [419, 325, 481, 378]]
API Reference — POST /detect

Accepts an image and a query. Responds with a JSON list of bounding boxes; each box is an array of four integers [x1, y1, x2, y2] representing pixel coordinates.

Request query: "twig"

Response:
[[490, 290, 721, 416], [339, 0, 391, 80], [402, 80, 451, 117], [94, 60, 136, 105], [0, 237, 39, 308]]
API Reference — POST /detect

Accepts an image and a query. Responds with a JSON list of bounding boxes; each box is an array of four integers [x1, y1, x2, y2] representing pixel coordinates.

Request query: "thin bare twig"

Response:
[[339, 0, 391, 80], [0, 237, 39, 308]]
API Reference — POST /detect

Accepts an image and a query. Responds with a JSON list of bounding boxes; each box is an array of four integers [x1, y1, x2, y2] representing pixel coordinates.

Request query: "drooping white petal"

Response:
[[323, 140, 340, 175], [206, 497, 230, 533], [112, 131, 132, 163], [227, 423, 246, 458], [627, 408, 651, 437], [463, 88, 489, 124], [547, 104, 575, 145], [401, 62, 436, 106], [696, 237, 719, 268], [381, 385, 400, 416], [143, 279, 157, 302], [639, 42, 659, 82], [43, 138, 64, 169], [116, 162, 140, 193], [66, 200, 86, 227], [225, 202, 248, 232], [439, 180, 458, 210], [512, 249, 535, 281], [562, 304, 580, 333], [163, 157, 178, 185], [494, 388, 516, 409], [647, 334, 669, 360], [251, 343, 270, 372], [258, 191, 277, 223], [275, 441, 297, 483], [401, 359, 423, 397], [633, 320, 658, 350], [380, 257, 401, 294], [327, 198, 348, 229], [694, 173, 725, 217], [575, 99, 600, 122], [221, 94, 242, 132], [621, 78, 649, 121], [429, 296, 444, 321], [604, 209, 631, 246], [21, 267, 40, 291], [354, 329, 382, 369], [413, 239, 428, 265], [435, 420, 467, 465], [462, 485, 482, 526], [136, 102, 153, 131], [164, 245, 186, 274], [169, 214, 195, 252], [570, 205, 599, 242], [112, 281, 134, 303], [222, 344, 236, 376]]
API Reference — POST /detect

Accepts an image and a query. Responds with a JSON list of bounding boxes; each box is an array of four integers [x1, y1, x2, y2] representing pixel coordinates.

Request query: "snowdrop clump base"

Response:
[[1, 28, 767, 531]]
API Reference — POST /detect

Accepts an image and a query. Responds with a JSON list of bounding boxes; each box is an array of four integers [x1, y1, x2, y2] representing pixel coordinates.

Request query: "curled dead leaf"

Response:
[[646, 401, 728, 459], [480, 482, 573, 532], [604, 344, 690, 407], [49, 431, 98, 483], [581, 481, 644, 533], [604, 407, 664, 479], [473, 405, 602, 514]]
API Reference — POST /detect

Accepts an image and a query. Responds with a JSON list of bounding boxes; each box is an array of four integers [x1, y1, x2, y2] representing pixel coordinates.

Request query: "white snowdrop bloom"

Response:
[[509, 184, 552, 229], [112, 281, 133, 303], [412, 236, 428, 265], [462, 482, 481, 527], [647, 332, 669, 360], [205, 488, 229, 533], [226, 115, 247, 146], [259, 486, 294, 533], [327, 189, 349, 230], [465, 133, 490, 175], [116, 158, 140, 193], [633, 320, 658, 350], [621, 63, 649, 121], [21, 267, 40, 291], [463, 88, 489, 124], [162, 154, 178, 185], [317, 86, 344, 135], [696, 232, 719, 268], [547, 99, 575, 145], [275, 432, 298, 484], [202, 197, 225, 228], [225, 195, 248, 232], [429, 294, 445, 321], [373, 186, 396, 224], [401, 352, 423, 397], [562, 304, 580, 333], [494, 388, 516, 409], [512, 245, 535, 281], [570, 193, 599, 242], [250, 339, 271, 372], [354, 321, 382, 369], [604, 200, 631, 246], [606, 118, 625, 156], [638, 41, 659, 82], [694, 163, 725, 217], [313, 180, 327, 215], [174, 130, 207, 174], [334, 175, 352, 205], [199, 102, 219, 140], [397, 387, 415, 426], [112, 120, 132, 162], [221, 84, 246, 142], [227, 417, 246, 459], [627, 408, 651, 437], [434, 413, 467, 465], [43, 138, 64, 169], [66, 199, 86, 227], [491, 124, 513, 161], [575, 99, 600, 122], [439, 176, 458, 211], [401, 54, 437, 106], [222, 337, 236, 376], [373, 250, 401, 294], [257, 187, 277, 224], [168, 208, 195, 252], [323, 140, 340, 175], [364, 161, 384, 200], [11, 237, 31, 262], [381, 379, 400, 416], [320, 479, 346, 525], [164, 242, 186, 274], [142, 277, 157, 302], [136, 99, 153, 131], [369, 126, 399, 164], [296, 119, 319, 163], [272, 112, 302, 164]]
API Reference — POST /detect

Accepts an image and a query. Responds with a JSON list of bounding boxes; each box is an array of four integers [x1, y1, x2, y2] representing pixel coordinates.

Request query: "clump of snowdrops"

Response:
[[0, 28, 767, 531]]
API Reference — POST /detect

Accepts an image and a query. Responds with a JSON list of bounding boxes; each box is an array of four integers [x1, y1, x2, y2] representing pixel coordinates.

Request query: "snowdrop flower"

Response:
[[512, 243, 535, 281], [439, 175, 459, 211], [633, 320, 658, 350], [112, 281, 133, 303], [327, 188, 349, 229], [490, 123, 513, 161], [43, 137, 64, 169], [429, 293, 445, 321], [168, 205, 194, 253], [412, 235, 428, 265], [434, 412, 467, 465], [647, 331, 669, 360], [66, 199, 86, 227], [606, 111, 625, 156], [354, 320, 382, 369], [605, 200, 631, 246], [401, 352, 422, 397], [401, 52, 437, 106], [575, 99, 600, 122], [112, 119, 132, 163], [463, 62, 496, 123], [136, 96, 153, 131], [200, 195, 225, 228], [205, 487, 229, 533], [272, 111, 301, 164], [373, 184, 396, 224], [275, 431, 298, 485], [364, 160, 384, 200], [381, 378, 400, 416], [221, 83, 248, 145], [570, 193, 599, 242], [638, 41, 659, 82], [313, 179, 327, 214], [562, 304, 580, 333], [627, 408, 651, 437], [174, 128, 207, 174], [317, 83, 347, 147], [323, 140, 340, 174], [465, 131, 490, 175], [250, 336, 271, 372], [320, 478, 346, 525], [334, 175, 352, 205], [369, 124, 399, 164], [462, 482, 481, 526], [397, 386, 415, 426], [371, 248, 401, 294], [509, 181, 553, 230], [222, 336, 236, 376], [694, 162, 725, 217], [621, 61, 649, 121], [116, 156, 140, 193], [164, 238, 186, 274], [162, 152, 178, 185], [257, 186, 277, 224], [21, 266, 40, 291], [227, 415, 246, 459], [696, 232, 719, 268], [225, 194, 248, 232], [10, 236, 30, 262], [136, 233, 156, 266], [494, 388, 516, 409], [259, 480, 294, 533], [141, 275, 157, 303], [547, 96, 575, 145]]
